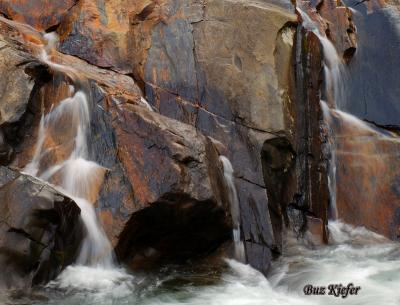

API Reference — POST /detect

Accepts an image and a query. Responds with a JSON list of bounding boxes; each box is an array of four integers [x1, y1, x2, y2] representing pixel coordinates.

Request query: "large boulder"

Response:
[[0, 166, 83, 288], [92, 96, 232, 266]]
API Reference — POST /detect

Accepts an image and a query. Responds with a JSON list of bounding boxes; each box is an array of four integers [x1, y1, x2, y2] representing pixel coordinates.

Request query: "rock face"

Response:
[[51, 0, 298, 273], [283, 25, 330, 243], [333, 0, 400, 240], [297, 0, 400, 243], [0, 166, 83, 288], [0, 17, 232, 271], [0, 38, 34, 165], [92, 95, 233, 258], [0, 0, 77, 31], [6, 0, 397, 280], [327, 109, 400, 241], [342, 0, 400, 125], [0, 40, 33, 126], [58, 0, 136, 73], [127, 0, 297, 273], [317, 0, 357, 62]]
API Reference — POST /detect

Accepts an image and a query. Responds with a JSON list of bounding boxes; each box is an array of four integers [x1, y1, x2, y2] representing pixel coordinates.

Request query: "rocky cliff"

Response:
[[0, 0, 399, 286], [0, 0, 299, 276]]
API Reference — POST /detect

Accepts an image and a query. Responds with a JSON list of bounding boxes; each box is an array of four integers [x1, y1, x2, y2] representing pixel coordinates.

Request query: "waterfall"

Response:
[[297, 8, 348, 109], [320, 101, 338, 219], [297, 7, 352, 220], [219, 156, 245, 262], [24, 33, 114, 268]]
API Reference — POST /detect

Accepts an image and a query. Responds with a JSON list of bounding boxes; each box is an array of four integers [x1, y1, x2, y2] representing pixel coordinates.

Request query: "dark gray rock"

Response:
[[0, 167, 83, 288]]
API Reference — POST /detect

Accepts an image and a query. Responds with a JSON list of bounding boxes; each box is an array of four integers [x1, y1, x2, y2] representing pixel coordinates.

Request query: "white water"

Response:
[[219, 156, 245, 262], [22, 32, 131, 290], [24, 88, 114, 267], [9, 221, 398, 305], [297, 8, 348, 109], [297, 7, 345, 220], [268, 221, 400, 305]]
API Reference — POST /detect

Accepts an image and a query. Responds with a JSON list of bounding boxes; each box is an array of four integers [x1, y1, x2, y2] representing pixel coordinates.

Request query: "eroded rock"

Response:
[[131, 0, 297, 273], [95, 99, 232, 259], [0, 17, 233, 270], [0, 166, 83, 288]]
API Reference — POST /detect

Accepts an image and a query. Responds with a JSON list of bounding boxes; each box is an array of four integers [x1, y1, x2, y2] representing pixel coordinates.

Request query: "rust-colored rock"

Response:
[[300, 0, 357, 62], [57, 0, 143, 73], [0, 0, 77, 31], [129, 0, 297, 273], [328, 111, 400, 240], [317, 0, 357, 62], [97, 100, 232, 252], [0, 16, 233, 268]]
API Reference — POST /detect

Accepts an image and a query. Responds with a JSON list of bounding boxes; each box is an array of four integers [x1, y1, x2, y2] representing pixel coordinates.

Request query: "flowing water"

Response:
[[297, 7, 346, 219], [1, 3, 400, 305], [22, 31, 131, 290], [219, 156, 245, 262], [4, 221, 400, 305]]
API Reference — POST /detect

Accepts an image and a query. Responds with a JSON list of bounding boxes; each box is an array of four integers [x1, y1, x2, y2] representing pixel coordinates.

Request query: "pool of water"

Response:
[[2, 221, 400, 305]]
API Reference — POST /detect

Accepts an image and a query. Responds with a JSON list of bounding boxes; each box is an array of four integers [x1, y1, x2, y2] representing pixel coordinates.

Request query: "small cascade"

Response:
[[297, 7, 351, 220], [297, 8, 348, 109], [219, 156, 245, 262], [24, 33, 114, 268], [320, 101, 339, 219], [298, 7, 400, 223]]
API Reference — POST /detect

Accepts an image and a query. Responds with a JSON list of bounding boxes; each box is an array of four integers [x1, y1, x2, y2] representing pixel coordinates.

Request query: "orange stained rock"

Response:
[[331, 111, 400, 240], [116, 140, 155, 207], [0, 0, 77, 31]]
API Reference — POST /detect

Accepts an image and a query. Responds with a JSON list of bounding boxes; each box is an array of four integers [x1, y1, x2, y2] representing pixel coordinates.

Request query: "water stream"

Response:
[[4, 221, 400, 305], [220, 156, 245, 262], [1, 3, 400, 305], [297, 7, 346, 219], [23, 32, 132, 290]]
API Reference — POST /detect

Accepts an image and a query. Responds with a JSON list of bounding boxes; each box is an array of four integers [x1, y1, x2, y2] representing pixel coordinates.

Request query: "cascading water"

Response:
[[219, 156, 245, 262], [22, 32, 134, 291], [297, 7, 345, 220], [2, 3, 400, 305], [298, 6, 400, 223], [24, 64, 113, 268]]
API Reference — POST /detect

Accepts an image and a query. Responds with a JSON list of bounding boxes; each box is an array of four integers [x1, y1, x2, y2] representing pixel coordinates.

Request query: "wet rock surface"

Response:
[[128, 0, 297, 273], [331, 113, 400, 241], [15, 0, 301, 273], [0, 166, 83, 288], [0, 16, 233, 271], [2, 0, 399, 282]]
